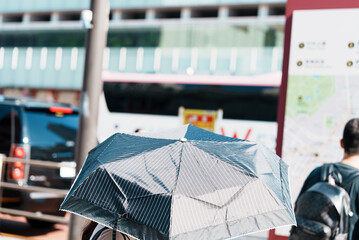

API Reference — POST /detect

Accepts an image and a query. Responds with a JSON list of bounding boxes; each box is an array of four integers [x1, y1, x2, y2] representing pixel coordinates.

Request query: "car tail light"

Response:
[[8, 145, 28, 182], [14, 161, 24, 169], [12, 168, 25, 181], [49, 106, 73, 114], [14, 147, 26, 158]]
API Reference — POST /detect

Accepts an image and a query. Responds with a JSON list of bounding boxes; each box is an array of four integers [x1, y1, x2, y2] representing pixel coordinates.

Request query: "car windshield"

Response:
[[24, 108, 78, 148]]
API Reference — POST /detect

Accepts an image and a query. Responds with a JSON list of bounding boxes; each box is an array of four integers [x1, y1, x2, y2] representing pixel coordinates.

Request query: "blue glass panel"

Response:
[[158, 48, 174, 74], [0, 46, 283, 89], [142, 47, 156, 73], [124, 48, 137, 73]]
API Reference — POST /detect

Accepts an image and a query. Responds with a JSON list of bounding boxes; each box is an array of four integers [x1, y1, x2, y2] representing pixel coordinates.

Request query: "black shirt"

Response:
[[298, 162, 359, 240]]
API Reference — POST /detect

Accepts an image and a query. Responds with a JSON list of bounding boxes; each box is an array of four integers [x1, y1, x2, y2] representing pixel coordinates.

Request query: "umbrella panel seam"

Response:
[[170, 208, 293, 239], [169, 141, 186, 239], [95, 133, 177, 166], [182, 177, 258, 208], [191, 141, 258, 178], [91, 134, 120, 166]]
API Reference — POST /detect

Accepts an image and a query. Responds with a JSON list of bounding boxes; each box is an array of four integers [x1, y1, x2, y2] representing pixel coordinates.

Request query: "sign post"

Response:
[[68, 0, 109, 239]]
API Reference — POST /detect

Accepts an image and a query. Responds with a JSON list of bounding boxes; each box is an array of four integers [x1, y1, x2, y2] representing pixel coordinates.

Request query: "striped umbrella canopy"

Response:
[[60, 124, 295, 240]]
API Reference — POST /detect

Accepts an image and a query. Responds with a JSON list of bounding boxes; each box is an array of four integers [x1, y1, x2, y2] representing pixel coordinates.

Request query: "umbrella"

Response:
[[60, 124, 295, 240]]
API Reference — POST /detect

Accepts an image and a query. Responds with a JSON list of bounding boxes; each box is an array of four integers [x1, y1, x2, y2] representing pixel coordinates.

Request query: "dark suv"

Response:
[[0, 96, 78, 225]]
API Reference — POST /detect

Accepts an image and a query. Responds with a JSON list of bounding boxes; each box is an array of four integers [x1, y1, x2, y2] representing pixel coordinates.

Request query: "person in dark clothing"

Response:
[[298, 118, 359, 240]]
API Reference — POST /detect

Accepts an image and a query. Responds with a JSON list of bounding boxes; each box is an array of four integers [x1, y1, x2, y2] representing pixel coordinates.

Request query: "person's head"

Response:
[[341, 118, 359, 155]]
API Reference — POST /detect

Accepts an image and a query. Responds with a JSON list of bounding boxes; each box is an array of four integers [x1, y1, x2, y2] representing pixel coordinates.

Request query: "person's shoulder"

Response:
[[297, 166, 322, 196], [348, 174, 359, 189], [333, 162, 359, 178], [307, 165, 322, 179]]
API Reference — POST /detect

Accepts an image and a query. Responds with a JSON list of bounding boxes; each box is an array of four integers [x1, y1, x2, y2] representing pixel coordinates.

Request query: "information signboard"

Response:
[[179, 107, 222, 132], [283, 8, 359, 201], [272, 2, 359, 239]]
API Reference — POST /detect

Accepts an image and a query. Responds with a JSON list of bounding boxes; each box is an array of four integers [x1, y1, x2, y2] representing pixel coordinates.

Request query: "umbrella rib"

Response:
[[93, 134, 120, 165], [225, 208, 232, 237], [220, 143, 257, 176], [143, 147, 171, 194], [193, 141, 257, 178], [172, 143, 185, 194], [169, 142, 185, 237], [102, 167, 129, 210], [190, 144, 222, 196], [189, 143, 254, 205], [185, 177, 257, 208]]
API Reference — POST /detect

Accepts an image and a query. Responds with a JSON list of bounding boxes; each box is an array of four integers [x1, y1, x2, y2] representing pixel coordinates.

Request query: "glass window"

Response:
[[0, 32, 86, 47], [0, 24, 284, 48], [23, 108, 78, 160], [0, 105, 21, 155], [104, 82, 278, 121]]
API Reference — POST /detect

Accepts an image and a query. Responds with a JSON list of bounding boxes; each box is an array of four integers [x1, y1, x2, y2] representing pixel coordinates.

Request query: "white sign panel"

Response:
[[284, 8, 359, 201]]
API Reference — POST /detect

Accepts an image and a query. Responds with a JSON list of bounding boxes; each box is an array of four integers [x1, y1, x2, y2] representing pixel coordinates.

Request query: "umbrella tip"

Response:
[[179, 138, 188, 142]]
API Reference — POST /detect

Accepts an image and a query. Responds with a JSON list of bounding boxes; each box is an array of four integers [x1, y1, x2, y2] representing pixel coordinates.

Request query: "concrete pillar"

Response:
[[23, 13, 31, 24], [146, 9, 155, 20], [181, 8, 191, 19], [112, 10, 122, 20], [51, 12, 60, 23], [218, 6, 229, 19], [258, 5, 269, 17]]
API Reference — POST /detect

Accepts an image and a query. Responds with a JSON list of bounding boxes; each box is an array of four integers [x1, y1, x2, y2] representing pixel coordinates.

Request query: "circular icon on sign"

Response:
[[299, 43, 305, 48], [297, 61, 303, 67], [348, 42, 355, 48], [347, 61, 353, 67]]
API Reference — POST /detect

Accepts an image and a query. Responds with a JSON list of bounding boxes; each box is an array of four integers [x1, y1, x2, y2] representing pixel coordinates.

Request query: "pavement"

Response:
[[0, 235, 269, 240], [0, 232, 269, 240], [0, 224, 289, 240], [0, 229, 286, 240]]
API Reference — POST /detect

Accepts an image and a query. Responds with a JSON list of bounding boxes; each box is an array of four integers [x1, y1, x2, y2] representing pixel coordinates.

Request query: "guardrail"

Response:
[[0, 154, 75, 224]]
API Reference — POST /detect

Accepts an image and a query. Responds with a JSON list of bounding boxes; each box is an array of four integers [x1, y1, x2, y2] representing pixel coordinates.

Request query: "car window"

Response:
[[0, 105, 21, 155], [24, 109, 78, 148]]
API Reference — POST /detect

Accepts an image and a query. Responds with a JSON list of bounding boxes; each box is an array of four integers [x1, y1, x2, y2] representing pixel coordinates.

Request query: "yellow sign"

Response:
[[182, 108, 218, 132]]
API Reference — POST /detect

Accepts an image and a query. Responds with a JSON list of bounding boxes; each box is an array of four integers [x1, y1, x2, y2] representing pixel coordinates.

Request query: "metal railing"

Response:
[[0, 154, 75, 224]]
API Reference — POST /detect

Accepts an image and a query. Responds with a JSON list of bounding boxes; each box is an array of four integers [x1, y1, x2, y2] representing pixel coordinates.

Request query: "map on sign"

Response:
[[283, 8, 359, 201]]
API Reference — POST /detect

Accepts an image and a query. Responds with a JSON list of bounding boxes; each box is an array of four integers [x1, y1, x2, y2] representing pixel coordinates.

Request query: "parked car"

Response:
[[0, 95, 78, 226]]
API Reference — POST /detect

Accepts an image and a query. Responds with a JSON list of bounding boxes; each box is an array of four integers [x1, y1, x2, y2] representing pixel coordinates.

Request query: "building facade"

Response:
[[0, 0, 286, 106]]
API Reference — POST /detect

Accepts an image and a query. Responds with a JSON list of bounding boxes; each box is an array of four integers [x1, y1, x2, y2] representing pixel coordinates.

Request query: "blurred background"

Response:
[[0, 0, 285, 106], [0, 0, 286, 239]]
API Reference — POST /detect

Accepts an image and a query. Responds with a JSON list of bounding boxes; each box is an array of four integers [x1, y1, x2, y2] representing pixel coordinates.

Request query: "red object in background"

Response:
[[8, 146, 26, 182], [14, 147, 26, 158], [186, 115, 213, 123], [272, 0, 359, 240], [14, 161, 24, 169], [49, 106, 73, 114], [221, 127, 225, 136], [12, 168, 25, 181], [244, 128, 252, 140]]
